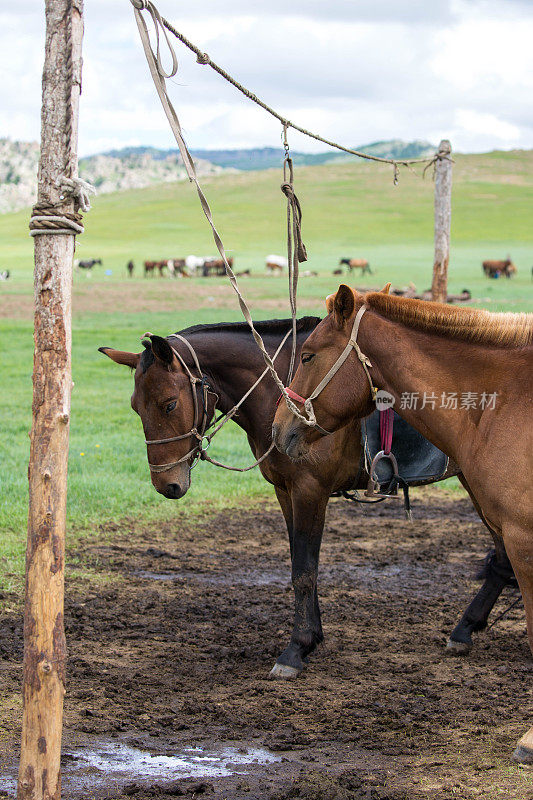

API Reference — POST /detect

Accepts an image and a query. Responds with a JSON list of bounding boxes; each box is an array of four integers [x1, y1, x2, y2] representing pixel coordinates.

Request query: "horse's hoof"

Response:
[[269, 662, 301, 680], [446, 638, 472, 656], [512, 745, 533, 766]]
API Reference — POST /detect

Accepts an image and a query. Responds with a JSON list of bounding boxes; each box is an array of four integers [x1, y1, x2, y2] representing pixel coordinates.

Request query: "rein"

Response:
[[146, 329, 293, 474], [279, 305, 378, 435]]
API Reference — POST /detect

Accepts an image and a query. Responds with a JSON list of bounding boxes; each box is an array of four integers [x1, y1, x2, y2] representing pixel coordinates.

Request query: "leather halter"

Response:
[[145, 328, 293, 474], [145, 335, 211, 473], [279, 304, 378, 435]]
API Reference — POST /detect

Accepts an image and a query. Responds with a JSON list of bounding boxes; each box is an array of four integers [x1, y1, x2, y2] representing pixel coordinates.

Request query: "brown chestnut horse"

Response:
[[99, 317, 513, 678], [273, 286, 533, 762]]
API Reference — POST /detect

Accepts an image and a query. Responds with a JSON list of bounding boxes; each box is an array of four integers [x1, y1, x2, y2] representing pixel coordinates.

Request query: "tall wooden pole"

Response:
[[18, 2, 84, 799], [431, 139, 452, 303]]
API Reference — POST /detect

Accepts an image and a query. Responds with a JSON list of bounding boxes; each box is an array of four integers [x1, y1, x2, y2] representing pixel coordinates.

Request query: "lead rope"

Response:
[[147, 329, 293, 473], [198, 329, 293, 472], [282, 127, 307, 384], [130, 0, 337, 432]]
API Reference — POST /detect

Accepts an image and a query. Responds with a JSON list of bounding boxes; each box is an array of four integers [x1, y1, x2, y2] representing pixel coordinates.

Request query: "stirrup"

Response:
[[364, 450, 403, 500]]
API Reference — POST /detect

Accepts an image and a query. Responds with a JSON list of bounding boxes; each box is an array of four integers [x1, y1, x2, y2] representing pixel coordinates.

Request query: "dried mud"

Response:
[[1, 491, 532, 799]]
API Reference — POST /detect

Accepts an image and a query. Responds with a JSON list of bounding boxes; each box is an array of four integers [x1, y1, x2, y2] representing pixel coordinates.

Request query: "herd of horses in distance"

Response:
[[67, 255, 522, 280]]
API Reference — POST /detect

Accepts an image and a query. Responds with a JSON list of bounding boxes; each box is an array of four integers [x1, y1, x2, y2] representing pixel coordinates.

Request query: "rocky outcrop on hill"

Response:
[[0, 139, 224, 214]]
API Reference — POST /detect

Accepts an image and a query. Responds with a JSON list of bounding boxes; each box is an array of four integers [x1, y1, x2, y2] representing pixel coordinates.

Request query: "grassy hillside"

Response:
[[0, 150, 532, 590]]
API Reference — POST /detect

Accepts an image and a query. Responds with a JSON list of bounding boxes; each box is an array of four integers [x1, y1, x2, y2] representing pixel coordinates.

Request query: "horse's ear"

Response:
[[325, 292, 336, 313], [380, 283, 391, 295], [98, 347, 139, 368], [333, 284, 355, 327], [150, 335, 174, 365]]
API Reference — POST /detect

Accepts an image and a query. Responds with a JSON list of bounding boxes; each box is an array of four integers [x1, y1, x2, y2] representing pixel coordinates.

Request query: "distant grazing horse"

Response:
[[100, 317, 513, 681], [0, 270, 10, 281], [126, 260, 134, 277], [273, 285, 533, 763], [266, 254, 287, 272], [340, 257, 372, 275], [144, 260, 167, 277], [76, 258, 102, 272], [202, 257, 233, 277], [482, 258, 516, 278], [185, 255, 208, 274]]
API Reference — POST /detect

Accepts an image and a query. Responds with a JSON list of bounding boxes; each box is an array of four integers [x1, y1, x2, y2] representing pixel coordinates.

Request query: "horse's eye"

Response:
[[165, 400, 177, 414], [301, 353, 315, 363]]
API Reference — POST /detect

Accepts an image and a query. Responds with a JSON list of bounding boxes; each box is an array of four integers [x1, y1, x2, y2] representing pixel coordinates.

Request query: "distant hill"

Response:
[[102, 140, 437, 172], [191, 140, 437, 170]]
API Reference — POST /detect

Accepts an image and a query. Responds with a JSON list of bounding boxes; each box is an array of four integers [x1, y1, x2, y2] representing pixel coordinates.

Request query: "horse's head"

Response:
[[99, 335, 212, 499], [273, 284, 384, 461]]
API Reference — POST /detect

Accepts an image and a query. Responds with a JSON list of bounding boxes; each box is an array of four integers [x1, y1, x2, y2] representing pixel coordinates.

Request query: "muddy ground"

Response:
[[1, 491, 532, 799]]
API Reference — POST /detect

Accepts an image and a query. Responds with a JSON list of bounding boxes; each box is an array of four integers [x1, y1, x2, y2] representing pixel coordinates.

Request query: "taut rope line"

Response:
[[128, 0, 441, 427], [130, 0, 320, 427], [130, 0, 441, 178]]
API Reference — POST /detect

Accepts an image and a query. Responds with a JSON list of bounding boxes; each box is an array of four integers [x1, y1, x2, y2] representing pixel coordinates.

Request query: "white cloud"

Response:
[[2, 0, 533, 156]]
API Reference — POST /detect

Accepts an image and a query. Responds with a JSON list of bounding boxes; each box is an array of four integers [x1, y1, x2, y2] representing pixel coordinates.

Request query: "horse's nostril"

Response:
[[160, 483, 183, 499]]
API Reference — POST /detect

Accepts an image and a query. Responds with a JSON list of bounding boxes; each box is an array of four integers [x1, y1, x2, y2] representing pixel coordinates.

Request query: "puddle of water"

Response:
[[0, 740, 282, 797], [69, 741, 280, 778], [134, 568, 287, 586], [134, 561, 447, 599]]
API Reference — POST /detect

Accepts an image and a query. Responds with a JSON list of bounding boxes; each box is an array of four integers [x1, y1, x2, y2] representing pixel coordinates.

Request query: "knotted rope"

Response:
[[29, 176, 96, 237], [130, 0, 317, 426], [129, 0, 440, 429]]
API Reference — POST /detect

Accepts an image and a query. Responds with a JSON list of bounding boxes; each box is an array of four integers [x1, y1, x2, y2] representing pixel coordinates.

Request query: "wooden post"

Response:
[[431, 139, 452, 303], [18, 2, 84, 799]]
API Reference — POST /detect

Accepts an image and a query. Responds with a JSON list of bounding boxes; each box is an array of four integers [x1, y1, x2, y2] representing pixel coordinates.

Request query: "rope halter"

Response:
[[278, 305, 378, 435], [145, 335, 211, 473]]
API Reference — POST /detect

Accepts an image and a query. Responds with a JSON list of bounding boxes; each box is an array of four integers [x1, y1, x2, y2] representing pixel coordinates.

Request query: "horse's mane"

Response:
[[176, 316, 321, 337], [365, 292, 533, 349], [139, 316, 321, 373]]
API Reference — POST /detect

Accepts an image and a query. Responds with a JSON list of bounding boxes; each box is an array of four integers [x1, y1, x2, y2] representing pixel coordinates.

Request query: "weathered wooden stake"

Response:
[[431, 139, 452, 303], [18, 2, 84, 799]]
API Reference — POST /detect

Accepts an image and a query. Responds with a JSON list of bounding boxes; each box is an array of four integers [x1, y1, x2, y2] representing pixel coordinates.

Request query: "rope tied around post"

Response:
[[29, 176, 96, 237]]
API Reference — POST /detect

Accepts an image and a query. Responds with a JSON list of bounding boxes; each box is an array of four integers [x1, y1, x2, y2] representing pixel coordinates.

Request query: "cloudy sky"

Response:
[[2, 0, 532, 156]]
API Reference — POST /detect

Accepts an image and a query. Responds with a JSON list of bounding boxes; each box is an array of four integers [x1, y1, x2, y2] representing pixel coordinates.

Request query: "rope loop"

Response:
[[29, 201, 85, 237], [58, 175, 96, 213], [134, 0, 178, 79]]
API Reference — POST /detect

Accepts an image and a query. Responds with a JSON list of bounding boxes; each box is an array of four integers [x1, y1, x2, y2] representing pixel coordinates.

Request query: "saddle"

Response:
[[362, 410, 449, 487]]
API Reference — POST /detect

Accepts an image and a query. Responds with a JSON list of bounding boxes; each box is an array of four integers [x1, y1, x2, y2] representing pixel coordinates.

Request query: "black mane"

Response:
[[140, 317, 321, 373], [176, 316, 321, 338]]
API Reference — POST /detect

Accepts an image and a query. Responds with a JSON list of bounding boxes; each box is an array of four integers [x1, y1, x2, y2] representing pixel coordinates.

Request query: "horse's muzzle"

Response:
[[272, 422, 303, 459], [158, 482, 187, 500]]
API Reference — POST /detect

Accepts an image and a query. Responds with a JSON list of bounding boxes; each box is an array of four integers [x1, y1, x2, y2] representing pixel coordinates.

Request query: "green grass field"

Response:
[[1, 150, 532, 591]]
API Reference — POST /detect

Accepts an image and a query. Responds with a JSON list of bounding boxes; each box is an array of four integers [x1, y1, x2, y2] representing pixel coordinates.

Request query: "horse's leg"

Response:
[[447, 544, 515, 654], [500, 524, 533, 764], [270, 484, 327, 679], [274, 485, 294, 559], [447, 475, 515, 654]]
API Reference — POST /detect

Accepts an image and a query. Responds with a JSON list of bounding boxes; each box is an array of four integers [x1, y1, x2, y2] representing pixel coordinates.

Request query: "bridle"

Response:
[[278, 304, 378, 436], [145, 335, 212, 473], [146, 328, 293, 474]]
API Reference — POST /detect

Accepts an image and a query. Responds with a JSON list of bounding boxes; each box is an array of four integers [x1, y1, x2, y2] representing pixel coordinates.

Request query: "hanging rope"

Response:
[[130, 0, 323, 426], [130, 0, 439, 178], [128, 0, 442, 427]]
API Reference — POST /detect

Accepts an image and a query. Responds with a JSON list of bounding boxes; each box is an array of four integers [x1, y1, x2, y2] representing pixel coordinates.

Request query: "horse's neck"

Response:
[[358, 313, 499, 459], [186, 332, 287, 441]]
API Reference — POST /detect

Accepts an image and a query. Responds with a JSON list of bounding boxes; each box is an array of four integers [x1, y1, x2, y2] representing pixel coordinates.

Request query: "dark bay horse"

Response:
[[272, 286, 533, 762], [99, 317, 513, 678]]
